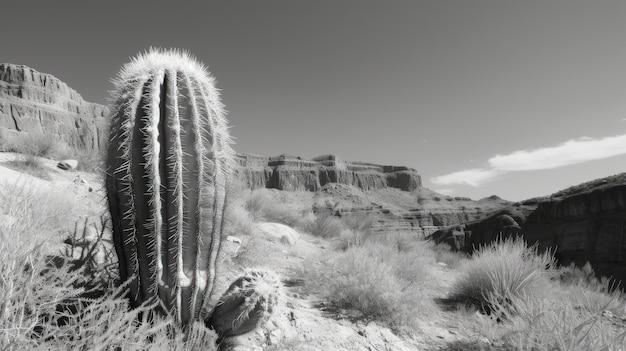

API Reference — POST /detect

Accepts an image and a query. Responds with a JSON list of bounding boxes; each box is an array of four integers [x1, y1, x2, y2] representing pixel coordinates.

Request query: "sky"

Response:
[[2, 0, 626, 201]]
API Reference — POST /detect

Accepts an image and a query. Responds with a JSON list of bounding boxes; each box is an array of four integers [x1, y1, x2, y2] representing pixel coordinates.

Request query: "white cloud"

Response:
[[431, 168, 503, 187], [488, 135, 626, 171], [430, 134, 626, 187]]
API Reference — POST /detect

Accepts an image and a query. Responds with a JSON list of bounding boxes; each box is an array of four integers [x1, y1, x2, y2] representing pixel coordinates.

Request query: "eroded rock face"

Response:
[[0, 64, 108, 153], [431, 174, 626, 286], [524, 184, 626, 286], [233, 153, 421, 192]]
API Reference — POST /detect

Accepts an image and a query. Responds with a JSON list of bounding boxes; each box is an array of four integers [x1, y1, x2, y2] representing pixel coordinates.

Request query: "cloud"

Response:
[[431, 168, 503, 187], [430, 134, 626, 187], [488, 135, 626, 171]]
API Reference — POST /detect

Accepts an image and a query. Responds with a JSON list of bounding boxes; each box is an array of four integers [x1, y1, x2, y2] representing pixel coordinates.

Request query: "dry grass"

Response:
[[302, 233, 438, 333], [0, 181, 218, 350], [307, 214, 344, 238], [446, 236, 626, 350], [1, 155, 51, 180], [245, 189, 310, 227], [449, 236, 555, 314], [0, 131, 105, 172]]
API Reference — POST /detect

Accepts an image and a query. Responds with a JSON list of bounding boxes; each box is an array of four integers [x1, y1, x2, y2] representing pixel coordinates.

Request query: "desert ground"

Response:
[[1, 151, 625, 351]]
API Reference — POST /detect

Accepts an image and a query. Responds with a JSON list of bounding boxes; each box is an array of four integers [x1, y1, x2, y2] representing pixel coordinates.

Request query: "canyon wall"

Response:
[[0, 64, 108, 153], [233, 153, 421, 192], [432, 175, 626, 285]]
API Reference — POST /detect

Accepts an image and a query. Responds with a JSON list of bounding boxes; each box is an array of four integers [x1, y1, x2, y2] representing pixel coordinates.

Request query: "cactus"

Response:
[[105, 49, 234, 325], [206, 268, 282, 340]]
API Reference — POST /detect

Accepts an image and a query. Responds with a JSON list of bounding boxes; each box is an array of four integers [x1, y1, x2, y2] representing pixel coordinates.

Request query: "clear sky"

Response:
[[3, 0, 626, 201]]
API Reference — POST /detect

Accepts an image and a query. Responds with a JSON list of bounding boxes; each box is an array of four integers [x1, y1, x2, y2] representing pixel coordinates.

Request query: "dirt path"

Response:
[[220, 225, 474, 351]]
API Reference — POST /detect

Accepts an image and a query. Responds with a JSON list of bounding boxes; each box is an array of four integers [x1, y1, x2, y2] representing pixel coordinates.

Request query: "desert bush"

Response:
[[303, 238, 437, 332], [1, 154, 51, 180], [0, 131, 72, 159], [341, 213, 376, 234], [450, 236, 555, 314], [307, 214, 344, 238], [245, 190, 305, 226], [0, 130, 105, 172], [492, 290, 626, 350]]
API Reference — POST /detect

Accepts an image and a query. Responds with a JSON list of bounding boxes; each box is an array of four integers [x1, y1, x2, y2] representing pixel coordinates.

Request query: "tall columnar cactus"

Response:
[[105, 49, 234, 325]]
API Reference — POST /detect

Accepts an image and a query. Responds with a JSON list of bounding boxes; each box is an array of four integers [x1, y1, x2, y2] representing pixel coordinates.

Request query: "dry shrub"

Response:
[[303, 237, 437, 332], [1, 155, 51, 180], [491, 287, 626, 350], [1, 131, 71, 159], [244, 190, 305, 226], [307, 214, 344, 238], [450, 236, 555, 314]]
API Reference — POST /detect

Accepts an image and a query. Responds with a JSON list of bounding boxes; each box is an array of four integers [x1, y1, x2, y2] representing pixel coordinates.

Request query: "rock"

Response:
[[232, 153, 421, 192], [252, 222, 300, 246], [0, 64, 108, 154], [57, 159, 78, 170], [431, 173, 626, 288]]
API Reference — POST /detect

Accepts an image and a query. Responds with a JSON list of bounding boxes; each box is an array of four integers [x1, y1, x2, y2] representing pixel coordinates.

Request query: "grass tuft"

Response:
[[449, 236, 555, 314]]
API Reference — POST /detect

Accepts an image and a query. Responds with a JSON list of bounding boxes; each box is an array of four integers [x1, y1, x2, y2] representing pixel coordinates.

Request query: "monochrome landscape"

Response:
[[1, 1, 626, 350]]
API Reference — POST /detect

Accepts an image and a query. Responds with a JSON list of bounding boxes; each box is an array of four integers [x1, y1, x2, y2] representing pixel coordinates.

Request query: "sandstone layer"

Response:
[[233, 153, 421, 192], [0, 64, 108, 153]]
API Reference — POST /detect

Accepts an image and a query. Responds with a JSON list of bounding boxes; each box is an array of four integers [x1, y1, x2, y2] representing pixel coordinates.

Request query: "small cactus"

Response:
[[105, 48, 234, 325], [206, 268, 282, 339]]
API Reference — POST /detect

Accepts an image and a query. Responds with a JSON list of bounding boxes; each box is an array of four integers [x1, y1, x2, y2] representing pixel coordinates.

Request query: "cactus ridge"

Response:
[[106, 48, 234, 326]]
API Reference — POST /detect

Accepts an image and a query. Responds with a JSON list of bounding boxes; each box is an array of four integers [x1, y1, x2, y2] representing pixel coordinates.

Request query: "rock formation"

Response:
[[233, 153, 421, 192], [431, 173, 626, 286], [0, 64, 108, 153]]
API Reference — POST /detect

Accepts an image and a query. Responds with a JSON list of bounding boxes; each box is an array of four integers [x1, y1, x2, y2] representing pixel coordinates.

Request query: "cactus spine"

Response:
[[206, 268, 282, 339], [105, 49, 234, 325]]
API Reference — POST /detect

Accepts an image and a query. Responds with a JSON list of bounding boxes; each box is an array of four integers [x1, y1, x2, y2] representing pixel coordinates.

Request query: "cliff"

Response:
[[233, 153, 421, 192], [431, 173, 626, 286], [0, 64, 108, 153]]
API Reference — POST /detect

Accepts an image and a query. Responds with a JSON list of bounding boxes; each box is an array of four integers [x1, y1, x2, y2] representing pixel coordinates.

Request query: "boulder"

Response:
[[252, 222, 301, 246], [57, 159, 78, 170]]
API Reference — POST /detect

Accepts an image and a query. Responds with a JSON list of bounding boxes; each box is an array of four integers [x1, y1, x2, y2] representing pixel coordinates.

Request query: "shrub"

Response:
[[303, 238, 437, 332], [244, 190, 305, 226], [450, 236, 555, 314], [307, 214, 344, 238], [0, 131, 71, 158], [494, 290, 626, 350], [1, 155, 51, 180]]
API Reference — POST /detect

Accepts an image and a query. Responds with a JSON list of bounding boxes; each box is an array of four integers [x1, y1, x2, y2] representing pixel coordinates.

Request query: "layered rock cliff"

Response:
[[431, 173, 626, 286], [0, 64, 108, 153], [233, 153, 421, 192]]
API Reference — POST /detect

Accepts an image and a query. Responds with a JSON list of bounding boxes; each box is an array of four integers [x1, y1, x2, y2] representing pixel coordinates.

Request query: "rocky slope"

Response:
[[0, 64, 108, 153], [432, 173, 626, 286], [233, 153, 511, 235]]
